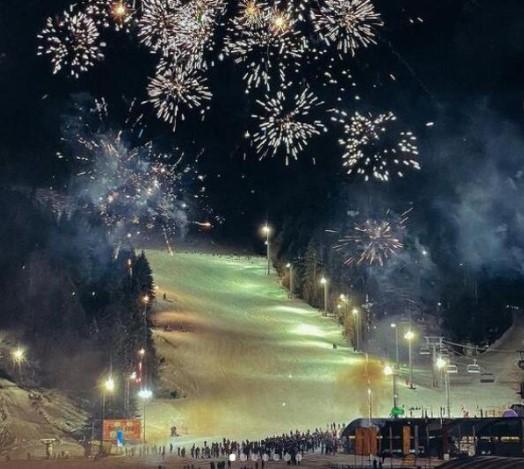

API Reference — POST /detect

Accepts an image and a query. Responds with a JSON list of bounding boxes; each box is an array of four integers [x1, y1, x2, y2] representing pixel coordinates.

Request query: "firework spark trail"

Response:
[[312, 0, 383, 56], [145, 62, 212, 132], [334, 209, 410, 266], [223, 1, 307, 92], [251, 86, 326, 165], [37, 6, 106, 78], [332, 110, 420, 182]]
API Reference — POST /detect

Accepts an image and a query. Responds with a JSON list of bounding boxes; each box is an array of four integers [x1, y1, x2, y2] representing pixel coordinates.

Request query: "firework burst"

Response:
[[333, 110, 420, 182], [137, 0, 180, 55], [223, 2, 306, 92], [37, 6, 106, 78], [313, 0, 383, 56], [59, 98, 207, 245], [172, 0, 226, 69], [145, 62, 212, 131], [334, 209, 410, 266], [251, 86, 326, 165]]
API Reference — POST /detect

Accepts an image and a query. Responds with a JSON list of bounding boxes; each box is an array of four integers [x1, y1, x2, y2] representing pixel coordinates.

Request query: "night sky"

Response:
[[2, 0, 524, 246]]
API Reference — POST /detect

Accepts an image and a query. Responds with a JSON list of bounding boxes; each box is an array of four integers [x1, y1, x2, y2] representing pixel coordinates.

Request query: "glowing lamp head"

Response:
[[390, 323, 397, 328], [138, 348, 146, 357], [261, 224, 271, 235], [286, 263, 291, 269], [104, 376, 115, 393], [384, 365, 394, 376], [352, 307, 359, 316], [138, 388, 153, 400], [320, 277, 327, 285], [404, 330, 415, 341], [142, 295, 150, 304], [436, 357, 447, 369], [12, 347, 25, 363]]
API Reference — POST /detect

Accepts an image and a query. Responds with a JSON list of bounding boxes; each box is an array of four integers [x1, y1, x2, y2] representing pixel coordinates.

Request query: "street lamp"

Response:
[[404, 330, 415, 389], [138, 388, 153, 443], [11, 347, 25, 364], [101, 376, 115, 440], [320, 277, 328, 316], [339, 294, 349, 318], [391, 323, 400, 367], [384, 364, 399, 415], [261, 224, 271, 275], [436, 357, 451, 417], [286, 263, 294, 298], [352, 308, 360, 351]]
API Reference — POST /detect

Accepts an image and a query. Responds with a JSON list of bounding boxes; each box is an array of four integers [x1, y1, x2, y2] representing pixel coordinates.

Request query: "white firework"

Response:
[[251, 86, 326, 165], [313, 0, 383, 56], [172, 0, 226, 69], [223, 2, 307, 92], [333, 110, 420, 182], [37, 6, 106, 78], [145, 62, 212, 131], [137, 0, 180, 55]]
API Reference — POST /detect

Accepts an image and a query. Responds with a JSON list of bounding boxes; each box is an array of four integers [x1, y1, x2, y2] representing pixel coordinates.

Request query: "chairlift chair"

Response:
[[419, 345, 431, 356], [467, 359, 481, 374], [446, 364, 458, 374]]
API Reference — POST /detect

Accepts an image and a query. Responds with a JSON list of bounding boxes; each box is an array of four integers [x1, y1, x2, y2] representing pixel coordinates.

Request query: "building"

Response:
[[342, 417, 524, 459]]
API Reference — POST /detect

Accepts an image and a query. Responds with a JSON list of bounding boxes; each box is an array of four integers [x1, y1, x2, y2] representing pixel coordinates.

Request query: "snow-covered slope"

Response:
[[146, 250, 517, 444], [0, 379, 86, 459]]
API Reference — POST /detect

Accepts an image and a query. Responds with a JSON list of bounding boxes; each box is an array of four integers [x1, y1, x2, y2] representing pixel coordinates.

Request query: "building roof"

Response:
[[439, 456, 524, 468]]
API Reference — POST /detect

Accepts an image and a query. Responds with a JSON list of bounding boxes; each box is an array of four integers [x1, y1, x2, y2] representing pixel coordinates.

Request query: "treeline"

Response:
[[0, 188, 157, 420], [268, 189, 517, 347]]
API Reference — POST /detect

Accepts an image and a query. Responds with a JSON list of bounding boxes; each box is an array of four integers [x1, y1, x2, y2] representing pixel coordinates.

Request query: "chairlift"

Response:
[[419, 345, 431, 356], [480, 372, 495, 383], [467, 359, 481, 374], [446, 364, 458, 374]]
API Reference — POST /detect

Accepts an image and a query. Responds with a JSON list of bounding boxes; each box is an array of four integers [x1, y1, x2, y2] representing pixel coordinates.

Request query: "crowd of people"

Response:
[[126, 423, 347, 465]]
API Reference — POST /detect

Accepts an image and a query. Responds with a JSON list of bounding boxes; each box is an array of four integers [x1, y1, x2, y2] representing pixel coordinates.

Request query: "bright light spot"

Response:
[[12, 347, 25, 363], [404, 330, 415, 341], [320, 277, 327, 285], [436, 357, 447, 369], [384, 365, 394, 376], [104, 376, 115, 393], [138, 388, 153, 400]]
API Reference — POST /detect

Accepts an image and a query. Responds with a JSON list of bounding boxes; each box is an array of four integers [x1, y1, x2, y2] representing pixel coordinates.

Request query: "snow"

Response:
[[0, 378, 86, 459], [145, 249, 517, 445]]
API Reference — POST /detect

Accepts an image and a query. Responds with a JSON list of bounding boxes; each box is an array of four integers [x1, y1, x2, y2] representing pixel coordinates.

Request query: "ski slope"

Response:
[[144, 250, 516, 444]]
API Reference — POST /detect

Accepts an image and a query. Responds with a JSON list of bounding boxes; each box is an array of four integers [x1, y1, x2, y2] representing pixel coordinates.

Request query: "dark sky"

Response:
[[2, 0, 524, 243]]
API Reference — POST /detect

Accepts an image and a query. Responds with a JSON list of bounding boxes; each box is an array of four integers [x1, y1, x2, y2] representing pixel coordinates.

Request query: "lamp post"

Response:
[[436, 357, 451, 417], [404, 330, 415, 389], [101, 376, 115, 440], [138, 388, 153, 444], [261, 224, 271, 275], [339, 294, 349, 320], [384, 364, 399, 414], [391, 323, 400, 367], [320, 277, 328, 316], [286, 263, 294, 298], [352, 308, 360, 351]]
